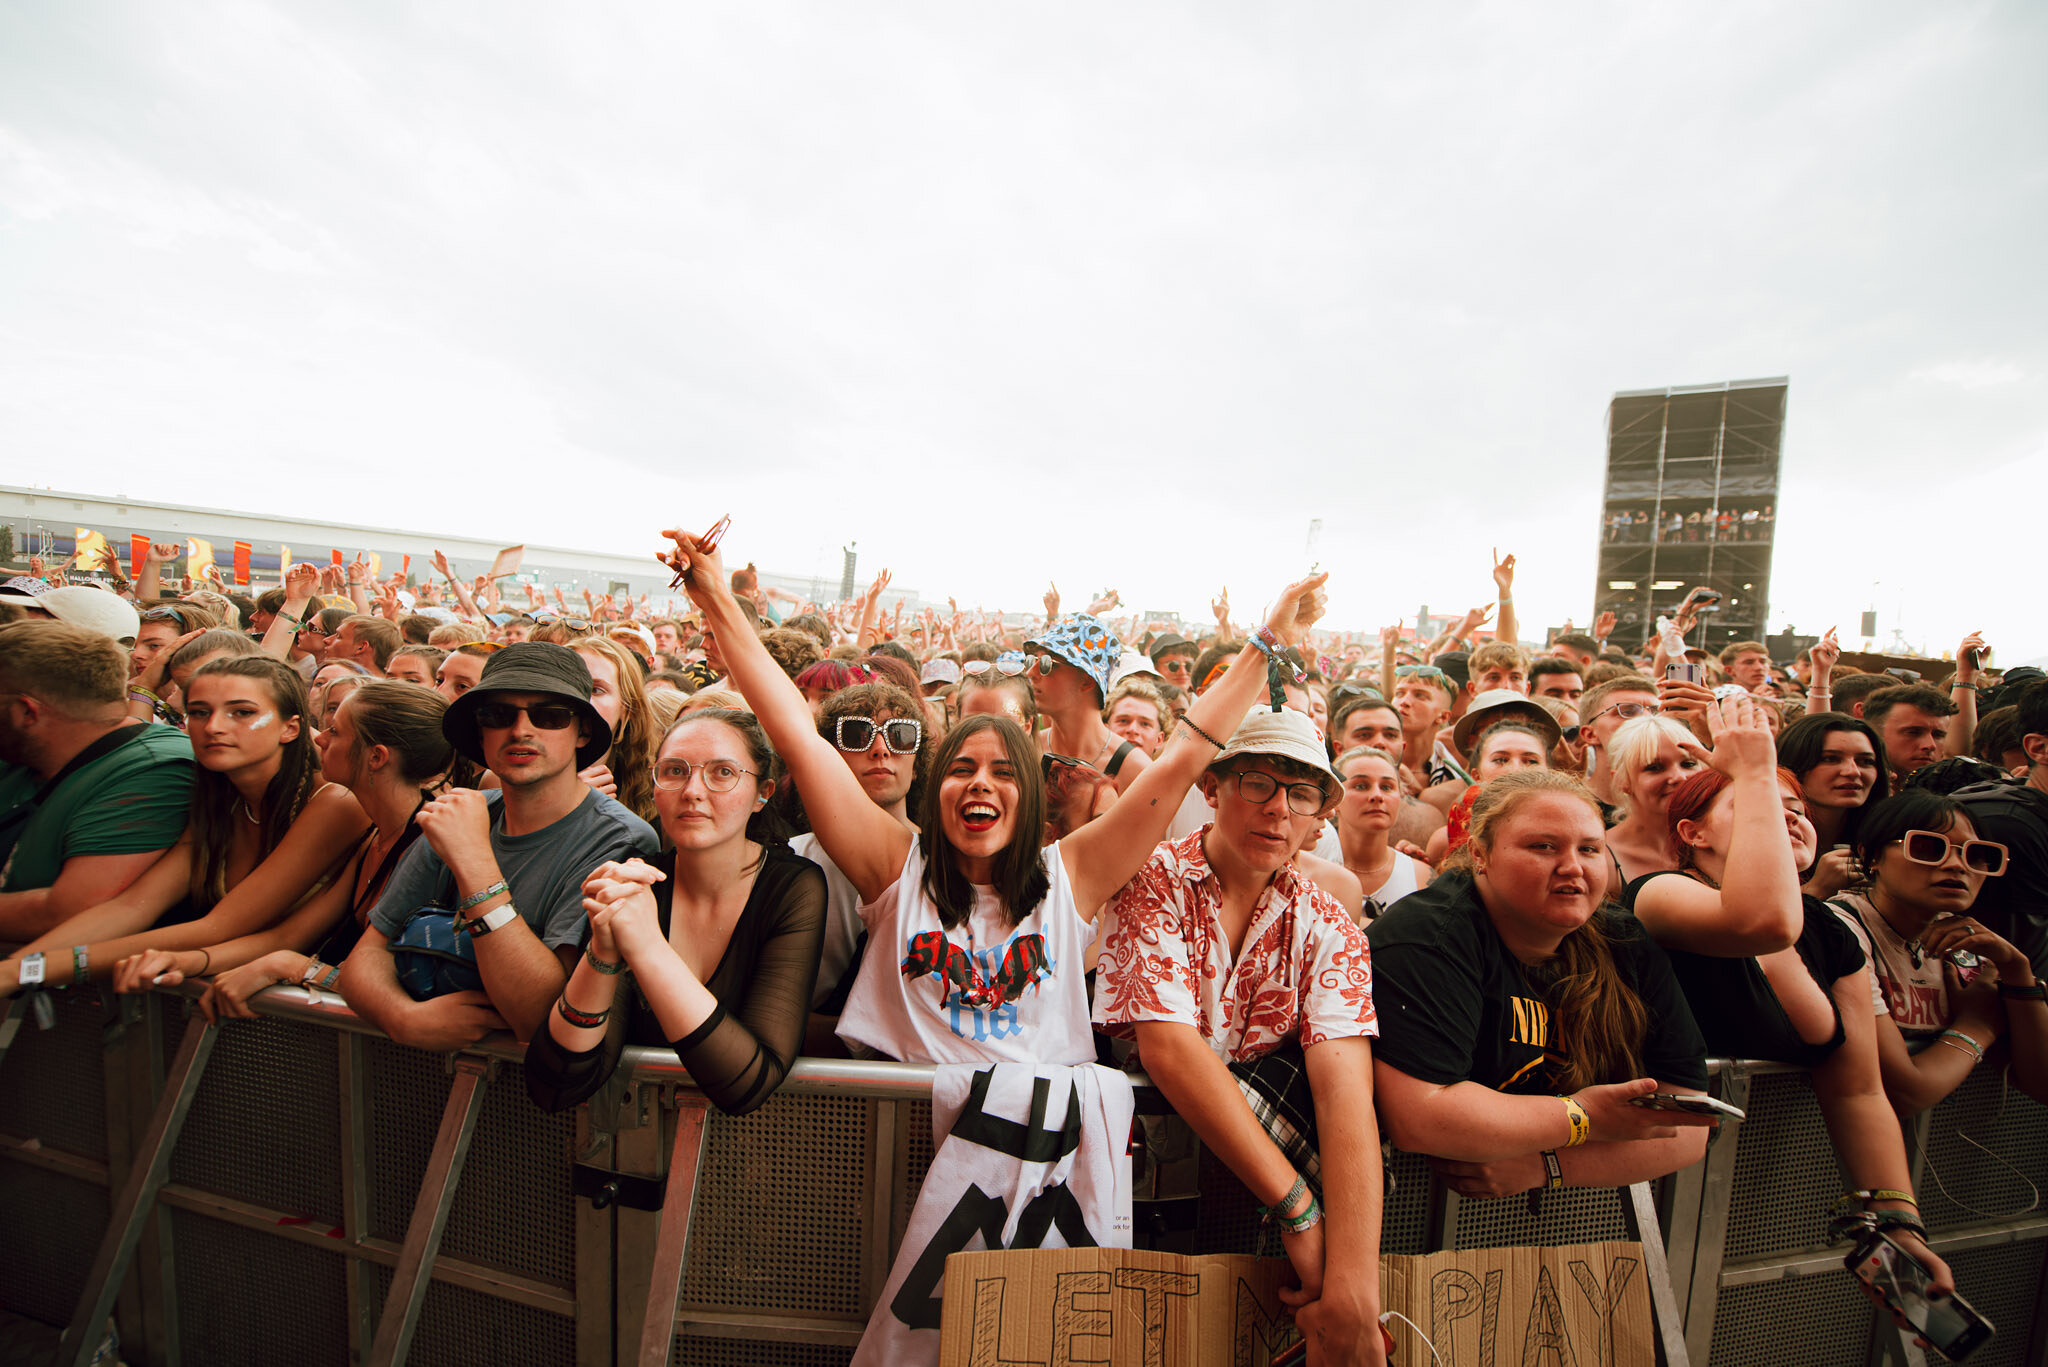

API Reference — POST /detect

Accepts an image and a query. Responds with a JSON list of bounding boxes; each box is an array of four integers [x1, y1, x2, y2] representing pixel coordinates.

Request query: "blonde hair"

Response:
[[678, 686, 746, 716], [428, 622, 485, 647], [1606, 714, 1697, 783], [1469, 640, 1531, 677], [573, 636, 657, 824], [1446, 770, 1648, 1091]]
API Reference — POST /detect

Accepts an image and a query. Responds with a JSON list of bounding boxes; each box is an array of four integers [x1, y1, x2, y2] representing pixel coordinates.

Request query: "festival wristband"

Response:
[[1938, 1028, 1984, 1063], [1541, 1150, 1565, 1190], [556, 995, 609, 1030], [584, 947, 625, 976], [1561, 1096, 1592, 1147], [455, 880, 510, 913], [1259, 1174, 1310, 1225], [1847, 1189, 1917, 1207], [19, 952, 46, 987], [2000, 982, 2047, 1002], [72, 945, 89, 983], [319, 963, 342, 991]]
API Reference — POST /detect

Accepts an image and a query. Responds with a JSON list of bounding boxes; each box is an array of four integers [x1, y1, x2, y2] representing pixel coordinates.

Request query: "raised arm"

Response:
[[1632, 696, 1802, 955], [1491, 549, 1518, 646], [1061, 573, 1328, 911], [854, 568, 890, 652], [661, 528, 911, 901], [1805, 627, 1840, 715], [261, 563, 321, 660], [1946, 631, 1984, 757]]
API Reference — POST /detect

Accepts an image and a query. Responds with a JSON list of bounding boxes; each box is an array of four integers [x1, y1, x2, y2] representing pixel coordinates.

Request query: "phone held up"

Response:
[[1666, 661, 1707, 685], [1847, 1229, 1994, 1360]]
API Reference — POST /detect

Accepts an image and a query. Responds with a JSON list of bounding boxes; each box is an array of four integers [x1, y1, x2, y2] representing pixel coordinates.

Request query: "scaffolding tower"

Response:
[[1593, 378, 1789, 652]]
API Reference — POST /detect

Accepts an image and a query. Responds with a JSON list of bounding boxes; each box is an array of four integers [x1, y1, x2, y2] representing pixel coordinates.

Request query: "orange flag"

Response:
[[233, 541, 252, 586], [130, 533, 150, 572]]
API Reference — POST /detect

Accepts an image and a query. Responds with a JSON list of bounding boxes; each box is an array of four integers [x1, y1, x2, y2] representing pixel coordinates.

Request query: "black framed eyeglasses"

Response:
[[653, 758, 757, 793], [832, 715, 922, 754], [1895, 830, 2007, 876], [1230, 769, 1331, 816], [471, 700, 577, 731]]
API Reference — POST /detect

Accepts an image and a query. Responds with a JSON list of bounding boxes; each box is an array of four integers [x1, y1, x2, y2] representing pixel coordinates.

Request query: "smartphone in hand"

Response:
[[1628, 1092, 1746, 1121], [1847, 1230, 1993, 1360]]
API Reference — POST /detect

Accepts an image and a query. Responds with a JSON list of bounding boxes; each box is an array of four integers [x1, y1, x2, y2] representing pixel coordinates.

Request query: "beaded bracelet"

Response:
[[1178, 716, 1226, 751]]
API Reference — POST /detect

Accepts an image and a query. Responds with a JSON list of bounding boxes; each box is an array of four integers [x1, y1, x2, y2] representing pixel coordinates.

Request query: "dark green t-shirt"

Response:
[[0, 724, 196, 891]]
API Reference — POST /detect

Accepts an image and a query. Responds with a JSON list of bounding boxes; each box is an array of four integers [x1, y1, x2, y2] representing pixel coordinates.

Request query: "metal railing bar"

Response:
[[637, 1097, 711, 1367], [366, 1056, 491, 1367], [671, 1311, 866, 1347], [1718, 1214, 2048, 1289], [58, 1015, 218, 1367]]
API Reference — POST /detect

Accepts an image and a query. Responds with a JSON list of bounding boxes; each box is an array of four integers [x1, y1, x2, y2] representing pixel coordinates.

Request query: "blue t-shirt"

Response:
[[368, 788, 658, 950]]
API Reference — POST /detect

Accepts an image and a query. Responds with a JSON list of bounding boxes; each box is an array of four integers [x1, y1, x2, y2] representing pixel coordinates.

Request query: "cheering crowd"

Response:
[[2, 527, 2044, 1367]]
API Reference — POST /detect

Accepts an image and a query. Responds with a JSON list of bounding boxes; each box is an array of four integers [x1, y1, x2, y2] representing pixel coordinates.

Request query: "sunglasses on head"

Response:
[[832, 715, 922, 754], [963, 656, 1030, 678], [471, 700, 578, 731], [1042, 751, 1090, 782], [1329, 683, 1383, 705], [1395, 665, 1444, 680], [141, 606, 194, 626], [1894, 829, 2007, 876]]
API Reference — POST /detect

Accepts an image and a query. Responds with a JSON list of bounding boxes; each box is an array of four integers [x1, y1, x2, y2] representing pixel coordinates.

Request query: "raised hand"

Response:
[[1955, 629, 1987, 681], [147, 541, 180, 566], [284, 562, 320, 603], [1594, 609, 1617, 641], [1491, 548, 1516, 597], [1263, 572, 1331, 648], [657, 525, 735, 614], [1085, 588, 1120, 616], [346, 554, 370, 586], [1457, 603, 1496, 636], [1809, 627, 1841, 680], [1042, 581, 1060, 620], [1211, 588, 1230, 631], [434, 549, 455, 580], [1693, 693, 1776, 777]]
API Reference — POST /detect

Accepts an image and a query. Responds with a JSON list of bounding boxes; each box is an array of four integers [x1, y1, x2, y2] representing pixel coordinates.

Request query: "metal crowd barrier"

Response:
[[2, 982, 2045, 1367]]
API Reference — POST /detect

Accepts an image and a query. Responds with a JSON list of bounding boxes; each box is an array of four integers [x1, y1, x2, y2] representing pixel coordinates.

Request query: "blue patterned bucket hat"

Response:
[[1024, 613, 1124, 701]]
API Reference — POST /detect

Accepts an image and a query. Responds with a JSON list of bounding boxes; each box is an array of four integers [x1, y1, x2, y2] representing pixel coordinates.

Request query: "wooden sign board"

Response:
[[940, 1243, 1652, 1367]]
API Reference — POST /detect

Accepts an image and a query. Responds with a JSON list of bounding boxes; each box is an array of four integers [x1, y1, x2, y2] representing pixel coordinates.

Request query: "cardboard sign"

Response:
[[940, 1244, 1652, 1367], [486, 544, 525, 580]]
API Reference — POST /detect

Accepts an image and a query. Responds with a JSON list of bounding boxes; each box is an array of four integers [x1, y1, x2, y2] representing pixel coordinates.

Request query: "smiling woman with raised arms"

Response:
[[660, 523, 1330, 1065]]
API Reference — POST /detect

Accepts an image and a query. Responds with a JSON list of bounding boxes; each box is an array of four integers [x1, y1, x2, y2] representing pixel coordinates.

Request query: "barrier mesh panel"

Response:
[[1721, 1070, 1843, 1260], [1449, 1182, 1627, 1250], [1381, 1149, 1433, 1255], [896, 1098, 933, 1248], [371, 1264, 574, 1367], [365, 1037, 452, 1244], [672, 1337, 853, 1367], [1709, 1272, 1871, 1367], [0, 1166, 109, 1325], [1938, 1239, 2044, 1367], [0, 987, 110, 1161], [170, 1012, 345, 1227], [437, 1067, 576, 1288], [1918, 1069, 2048, 1235], [679, 1094, 870, 1315], [172, 1206, 348, 1367]]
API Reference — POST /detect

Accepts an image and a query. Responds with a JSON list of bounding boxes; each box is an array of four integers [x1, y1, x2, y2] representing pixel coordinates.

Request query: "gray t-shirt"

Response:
[[369, 788, 659, 950]]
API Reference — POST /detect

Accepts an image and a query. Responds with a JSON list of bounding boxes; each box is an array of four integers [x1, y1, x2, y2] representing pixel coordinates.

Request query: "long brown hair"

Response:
[[575, 636, 657, 824], [1449, 770, 1649, 1091], [186, 656, 322, 908], [917, 715, 1048, 930]]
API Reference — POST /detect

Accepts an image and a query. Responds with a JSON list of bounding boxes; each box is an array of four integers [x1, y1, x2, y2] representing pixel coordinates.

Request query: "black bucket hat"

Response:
[[442, 642, 613, 770]]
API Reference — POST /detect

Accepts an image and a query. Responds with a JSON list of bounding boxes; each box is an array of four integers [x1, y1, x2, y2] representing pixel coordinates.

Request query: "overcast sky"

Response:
[[3, 2, 2043, 662]]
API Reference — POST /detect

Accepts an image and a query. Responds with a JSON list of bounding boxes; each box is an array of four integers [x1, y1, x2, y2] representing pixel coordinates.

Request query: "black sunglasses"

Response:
[[471, 700, 578, 731]]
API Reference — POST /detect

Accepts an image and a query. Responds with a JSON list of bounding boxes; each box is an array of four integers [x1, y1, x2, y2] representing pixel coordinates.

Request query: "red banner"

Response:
[[131, 533, 150, 571], [331, 548, 344, 566], [233, 541, 251, 586]]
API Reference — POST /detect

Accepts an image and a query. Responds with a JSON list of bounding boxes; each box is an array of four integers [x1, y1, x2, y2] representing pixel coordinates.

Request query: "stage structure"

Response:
[[1592, 379, 1788, 653]]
